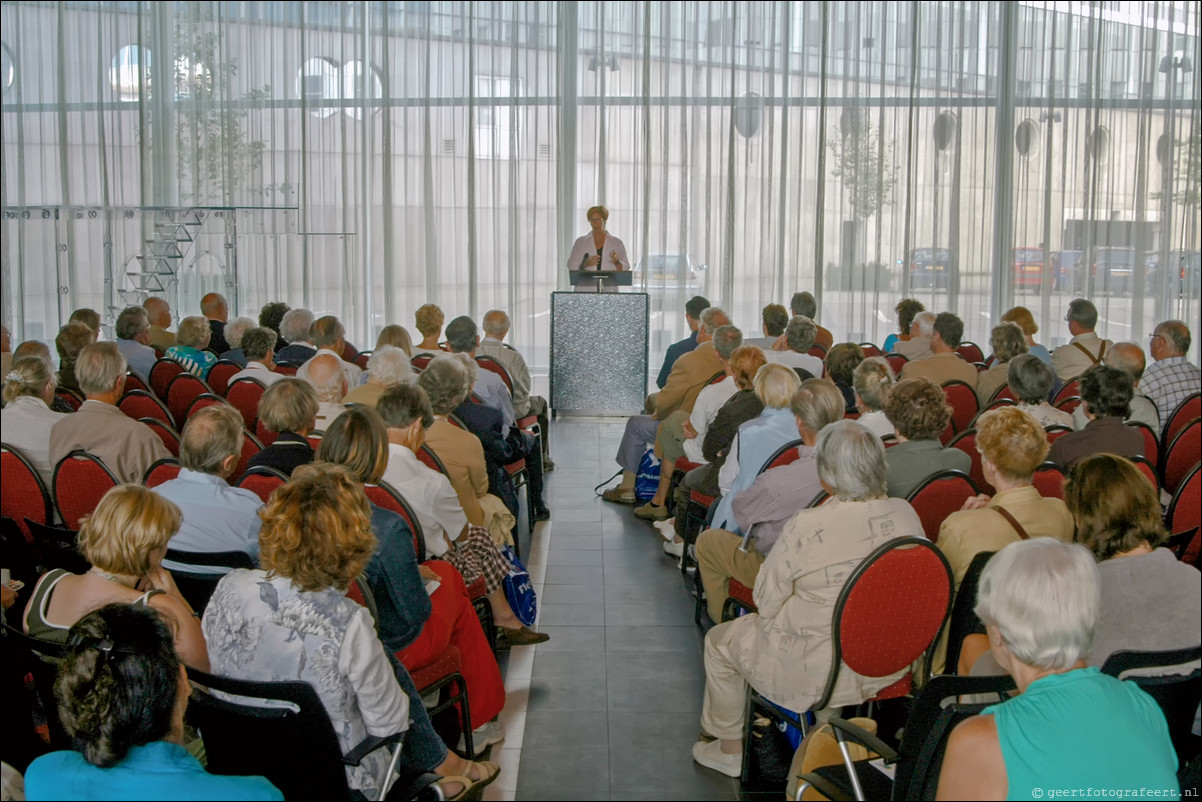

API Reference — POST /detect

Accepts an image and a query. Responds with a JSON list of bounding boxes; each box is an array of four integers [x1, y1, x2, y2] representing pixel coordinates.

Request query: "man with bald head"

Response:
[[1142, 320, 1201, 421], [143, 296, 176, 349], [201, 292, 230, 354], [296, 314, 363, 387], [1071, 342, 1160, 432], [306, 352, 349, 434]]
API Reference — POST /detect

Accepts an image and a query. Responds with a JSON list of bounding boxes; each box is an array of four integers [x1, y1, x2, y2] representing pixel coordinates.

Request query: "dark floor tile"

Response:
[[526, 675, 609, 713], [605, 601, 696, 627], [543, 565, 604, 585], [605, 626, 702, 653], [532, 626, 607, 653], [607, 711, 709, 753], [610, 745, 740, 796], [515, 746, 611, 799], [550, 505, 605, 523], [533, 651, 607, 680], [601, 533, 665, 554], [540, 583, 604, 605], [604, 561, 683, 586], [604, 583, 696, 607], [548, 533, 605, 550], [538, 603, 605, 626], [521, 710, 609, 752], [607, 676, 706, 714], [545, 549, 604, 567]]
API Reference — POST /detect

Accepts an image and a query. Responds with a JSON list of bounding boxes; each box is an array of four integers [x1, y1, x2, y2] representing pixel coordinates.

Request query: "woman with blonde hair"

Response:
[[375, 324, 414, 357], [414, 304, 445, 354], [1, 355, 67, 485], [165, 316, 217, 379], [23, 485, 209, 671], [1000, 305, 1052, 367]]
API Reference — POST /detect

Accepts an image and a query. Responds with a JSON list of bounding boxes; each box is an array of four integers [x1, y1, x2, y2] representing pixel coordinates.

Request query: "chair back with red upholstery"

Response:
[[254, 418, 278, 447], [123, 371, 151, 395], [411, 354, 434, 371], [185, 393, 226, 421], [417, 444, 449, 475], [955, 342, 985, 364], [226, 377, 267, 430], [1053, 395, 1082, 415], [139, 417, 181, 457], [365, 482, 426, 562], [118, 389, 174, 428], [858, 343, 883, 358], [1163, 393, 1200, 449], [149, 358, 185, 399], [1031, 461, 1067, 500], [905, 470, 979, 543], [166, 373, 212, 427], [1045, 424, 1073, 444], [941, 381, 978, 435], [52, 451, 119, 530], [55, 386, 84, 411], [706, 370, 727, 387], [235, 430, 264, 481], [273, 363, 298, 376], [353, 351, 372, 371], [1, 444, 54, 543], [475, 356, 514, 395], [1052, 380, 1081, 408], [947, 429, 989, 492], [236, 465, 288, 504], [307, 434, 322, 450], [206, 360, 243, 396], [758, 438, 805, 475], [142, 458, 182, 488], [1127, 421, 1160, 468], [1167, 462, 1200, 551], [1129, 455, 1160, 493], [987, 383, 1017, 404], [974, 398, 1015, 425], [884, 353, 908, 375], [1161, 418, 1200, 495]]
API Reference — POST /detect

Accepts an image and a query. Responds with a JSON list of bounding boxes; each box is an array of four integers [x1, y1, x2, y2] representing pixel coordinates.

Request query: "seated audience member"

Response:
[[1, 356, 67, 485], [113, 306, 158, 381], [1000, 306, 1051, 367], [696, 379, 844, 621], [217, 316, 255, 366], [68, 308, 101, 341], [154, 405, 263, 575], [604, 307, 730, 503], [165, 316, 218, 380], [479, 309, 553, 466], [1143, 319, 1201, 421], [306, 353, 350, 434], [417, 356, 494, 527], [636, 324, 743, 521], [852, 358, 896, 438], [345, 345, 413, 407], [882, 377, 970, 498], [936, 539, 1179, 800], [143, 296, 176, 350], [376, 323, 414, 357], [975, 322, 1028, 405], [1008, 354, 1073, 428], [884, 298, 924, 354], [789, 291, 834, 351], [297, 315, 363, 387], [200, 293, 230, 354], [0, 324, 8, 377], [657, 295, 710, 388], [378, 384, 549, 648], [245, 378, 318, 475], [55, 320, 95, 393], [900, 312, 977, 389], [49, 342, 170, 483], [226, 326, 283, 387], [1070, 341, 1160, 432], [892, 310, 935, 361], [764, 315, 823, 377], [23, 485, 208, 670], [273, 307, 316, 365], [315, 408, 508, 752], [709, 364, 803, 527], [445, 316, 515, 433], [744, 303, 788, 349], [693, 421, 924, 777], [23, 605, 279, 800], [258, 301, 290, 344], [13, 339, 73, 412], [1048, 365, 1143, 468], [1051, 298, 1113, 382], [414, 303, 446, 355], [824, 343, 865, 412]]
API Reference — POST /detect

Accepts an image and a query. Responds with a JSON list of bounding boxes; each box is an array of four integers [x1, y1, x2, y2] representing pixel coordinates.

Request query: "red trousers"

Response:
[[396, 560, 505, 725]]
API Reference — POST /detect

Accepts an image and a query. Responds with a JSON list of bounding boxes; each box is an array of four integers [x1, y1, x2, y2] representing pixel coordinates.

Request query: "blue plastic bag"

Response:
[[634, 448, 661, 501], [500, 544, 537, 627]]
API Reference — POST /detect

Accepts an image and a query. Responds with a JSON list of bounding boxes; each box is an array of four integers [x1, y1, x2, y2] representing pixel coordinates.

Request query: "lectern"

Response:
[[550, 291, 649, 416], [568, 269, 634, 292]]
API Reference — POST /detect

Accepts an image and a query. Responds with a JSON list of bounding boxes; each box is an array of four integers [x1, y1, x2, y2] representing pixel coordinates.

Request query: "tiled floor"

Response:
[[483, 419, 740, 801]]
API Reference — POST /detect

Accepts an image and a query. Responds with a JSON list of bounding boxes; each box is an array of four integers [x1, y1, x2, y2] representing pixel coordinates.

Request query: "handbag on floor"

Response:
[[500, 544, 537, 627], [634, 448, 660, 501]]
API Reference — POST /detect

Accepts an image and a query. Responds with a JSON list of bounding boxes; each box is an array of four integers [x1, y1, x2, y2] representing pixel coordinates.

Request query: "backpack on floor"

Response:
[[634, 448, 660, 501]]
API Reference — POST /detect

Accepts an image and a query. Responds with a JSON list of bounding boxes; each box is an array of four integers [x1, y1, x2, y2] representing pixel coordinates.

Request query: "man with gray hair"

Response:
[[113, 305, 157, 381], [274, 308, 317, 364], [766, 316, 823, 377], [218, 316, 256, 367], [604, 306, 731, 503], [789, 291, 834, 351], [893, 310, 936, 361], [154, 404, 263, 575], [1142, 319, 1200, 421], [142, 296, 176, 349], [1071, 342, 1160, 432], [48, 342, 169, 483], [479, 308, 553, 468], [900, 311, 978, 388], [1051, 298, 1113, 381], [297, 314, 363, 388], [226, 327, 283, 388], [306, 352, 349, 434], [444, 315, 515, 435], [345, 345, 413, 407]]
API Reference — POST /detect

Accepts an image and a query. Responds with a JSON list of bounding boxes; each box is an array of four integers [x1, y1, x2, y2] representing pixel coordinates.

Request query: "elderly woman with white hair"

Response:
[[936, 538, 1179, 800], [218, 316, 257, 366], [345, 345, 414, 407], [693, 420, 925, 777]]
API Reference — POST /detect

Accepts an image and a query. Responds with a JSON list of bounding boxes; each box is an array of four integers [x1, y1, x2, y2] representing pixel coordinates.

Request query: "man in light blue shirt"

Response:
[[113, 305, 158, 381], [154, 404, 263, 574], [445, 315, 516, 437]]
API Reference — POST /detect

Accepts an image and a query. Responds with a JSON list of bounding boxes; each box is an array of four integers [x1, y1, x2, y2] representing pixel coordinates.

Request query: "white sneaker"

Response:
[[663, 538, 684, 558], [457, 720, 506, 756], [654, 519, 676, 542], [692, 739, 742, 777]]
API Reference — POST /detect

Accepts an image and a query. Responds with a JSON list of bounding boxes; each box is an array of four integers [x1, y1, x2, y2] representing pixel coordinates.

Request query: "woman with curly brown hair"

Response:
[[882, 377, 970, 498]]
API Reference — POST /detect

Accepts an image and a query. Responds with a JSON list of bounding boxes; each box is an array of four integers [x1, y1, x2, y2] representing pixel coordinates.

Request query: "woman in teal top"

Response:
[[937, 538, 1179, 801], [165, 315, 218, 380], [25, 604, 281, 801]]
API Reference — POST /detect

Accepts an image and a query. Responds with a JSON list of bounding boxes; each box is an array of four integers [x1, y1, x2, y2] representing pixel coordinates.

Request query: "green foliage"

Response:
[[827, 122, 899, 221]]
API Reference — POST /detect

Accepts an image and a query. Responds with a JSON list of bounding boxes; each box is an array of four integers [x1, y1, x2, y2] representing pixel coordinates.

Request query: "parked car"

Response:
[[1013, 247, 1045, 288], [1079, 246, 1137, 296], [632, 253, 707, 295], [901, 248, 957, 291], [1145, 250, 1202, 297]]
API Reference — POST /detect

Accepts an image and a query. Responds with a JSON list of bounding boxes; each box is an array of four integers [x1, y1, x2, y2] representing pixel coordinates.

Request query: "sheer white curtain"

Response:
[[2, 1, 1198, 368]]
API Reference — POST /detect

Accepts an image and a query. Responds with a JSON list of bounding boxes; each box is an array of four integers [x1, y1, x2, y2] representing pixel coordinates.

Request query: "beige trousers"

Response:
[[701, 619, 752, 740], [697, 528, 766, 623]]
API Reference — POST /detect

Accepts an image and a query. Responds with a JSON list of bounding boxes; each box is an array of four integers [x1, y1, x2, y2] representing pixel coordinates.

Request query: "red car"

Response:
[[1013, 247, 1046, 288]]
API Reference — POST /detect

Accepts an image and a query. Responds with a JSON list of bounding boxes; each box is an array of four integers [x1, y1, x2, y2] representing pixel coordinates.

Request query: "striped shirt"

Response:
[[730, 444, 823, 553]]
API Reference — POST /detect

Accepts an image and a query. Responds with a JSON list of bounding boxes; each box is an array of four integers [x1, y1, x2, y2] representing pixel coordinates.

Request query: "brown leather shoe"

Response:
[[497, 626, 551, 648], [601, 487, 637, 504]]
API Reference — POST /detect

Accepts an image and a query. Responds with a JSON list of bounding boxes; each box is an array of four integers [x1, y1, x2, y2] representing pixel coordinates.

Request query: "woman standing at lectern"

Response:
[[569, 205, 630, 291]]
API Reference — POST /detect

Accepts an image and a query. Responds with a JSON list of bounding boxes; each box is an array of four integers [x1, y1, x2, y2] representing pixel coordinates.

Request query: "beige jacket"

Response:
[[424, 419, 489, 526], [654, 341, 723, 421]]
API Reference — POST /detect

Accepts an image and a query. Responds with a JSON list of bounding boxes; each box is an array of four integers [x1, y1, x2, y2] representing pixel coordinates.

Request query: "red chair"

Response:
[[185, 393, 227, 421], [972, 397, 1015, 426], [1130, 455, 1160, 493], [234, 430, 264, 481], [941, 381, 979, 435], [273, 363, 298, 376], [411, 354, 434, 371], [1, 443, 54, 543], [307, 435, 323, 451], [938, 418, 957, 446], [1127, 421, 1160, 468], [236, 465, 289, 503], [206, 360, 243, 396], [947, 429, 990, 493], [858, 343, 883, 358], [52, 451, 119, 531], [1052, 380, 1081, 408], [955, 342, 985, 364], [139, 418, 181, 458], [417, 444, 449, 475], [254, 418, 278, 447], [1054, 395, 1082, 415], [1161, 418, 1200, 496], [364, 482, 426, 561], [758, 439, 805, 474], [1032, 461, 1067, 500], [1045, 424, 1073, 445], [149, 358, 185, 400], [905, 470, 980, 544], [1166, 463, 1200, 559], [226, 377, 267, 430], [166, 373, 213, 427], [807, 345, 828, 360], [353, 351, 372, 371], [142, 458, 181, 488], [118, 389, 174, 428], [1162, 393, 1200, 451], [123, 371, 151, 395], [739, 537, 953, 785], [987, 383, 1017, 404], [475, 356, 540, 433], [55, 386, 84, 411]]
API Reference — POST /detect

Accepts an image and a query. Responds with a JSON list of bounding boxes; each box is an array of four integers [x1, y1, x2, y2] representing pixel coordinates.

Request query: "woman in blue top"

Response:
[[24, 603, 281, 801], [165, 315, 218, 380], [936, 538, 1179, 801]]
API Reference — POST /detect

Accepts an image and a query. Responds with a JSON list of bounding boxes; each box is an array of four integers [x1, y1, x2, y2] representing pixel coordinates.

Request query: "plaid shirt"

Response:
[[1141, 357, 1201, 421]]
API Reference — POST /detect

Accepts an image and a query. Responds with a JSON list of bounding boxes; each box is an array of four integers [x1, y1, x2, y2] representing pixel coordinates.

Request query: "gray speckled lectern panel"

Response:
[[551, 291, 649, 415]]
